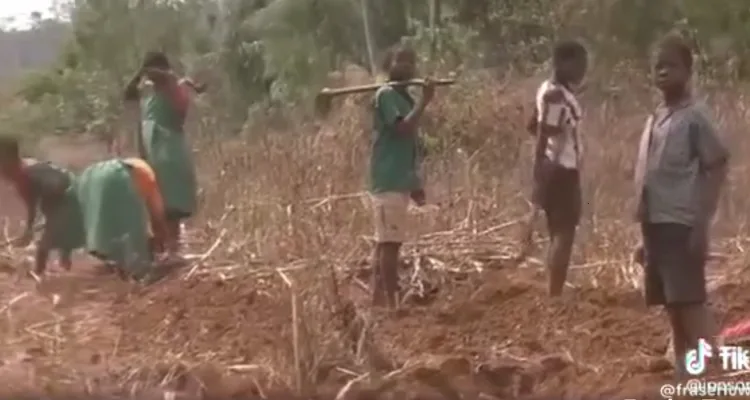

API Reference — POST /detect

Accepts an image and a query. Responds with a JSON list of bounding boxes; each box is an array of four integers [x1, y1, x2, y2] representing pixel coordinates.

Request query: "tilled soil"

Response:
[[1, 246, 749, 400]]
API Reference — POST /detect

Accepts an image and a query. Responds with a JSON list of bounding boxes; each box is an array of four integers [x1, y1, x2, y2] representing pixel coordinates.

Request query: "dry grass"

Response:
[[190, 69, 750, 285], [152, 70, 750, 397], [1, 69, 750, 399]]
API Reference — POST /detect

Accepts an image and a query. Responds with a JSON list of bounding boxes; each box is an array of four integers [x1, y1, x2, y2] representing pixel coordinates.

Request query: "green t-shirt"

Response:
[[370, 85, 421, 193]]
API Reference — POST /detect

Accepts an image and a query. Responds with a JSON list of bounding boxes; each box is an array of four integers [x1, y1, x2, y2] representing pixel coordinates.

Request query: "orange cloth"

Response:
[[122, 158, 167, 245]]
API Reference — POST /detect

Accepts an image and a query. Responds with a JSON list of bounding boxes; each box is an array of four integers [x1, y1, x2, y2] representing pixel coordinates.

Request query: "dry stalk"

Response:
[[277, 268, 310, 396], [333, 362, 426, 400], [182, 228, 227, 279]]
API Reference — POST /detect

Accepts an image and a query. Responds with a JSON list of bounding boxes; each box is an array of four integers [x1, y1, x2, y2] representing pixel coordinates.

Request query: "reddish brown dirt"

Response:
[[1, 139, 750, 399], [1, 256, 750, 399], [101, 269, 750, 399]]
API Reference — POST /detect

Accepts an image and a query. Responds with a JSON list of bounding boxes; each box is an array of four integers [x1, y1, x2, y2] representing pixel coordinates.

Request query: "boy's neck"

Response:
[[663, 88, 690, 107], [551, 74, 571, 90], [0, 161, 23, 180]]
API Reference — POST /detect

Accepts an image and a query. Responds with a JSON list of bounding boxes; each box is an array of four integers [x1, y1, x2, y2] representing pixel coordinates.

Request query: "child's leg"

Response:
[[666, 306, 690, 379], [543, 168, 581, 297], [370, 192, 408, 308], [59, 249, 72, 271], [166, 217, 181, 253], [371, 244, 385, 306], [546, 224, 576, 296], [34, 225, 54, 275], [680, 303, 718, 353], [379, 242, 402, 308], [656, 223, 709, 378]]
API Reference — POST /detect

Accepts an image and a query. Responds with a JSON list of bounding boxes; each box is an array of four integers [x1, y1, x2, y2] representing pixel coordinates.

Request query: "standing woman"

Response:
[[123, 51, 205, 258]]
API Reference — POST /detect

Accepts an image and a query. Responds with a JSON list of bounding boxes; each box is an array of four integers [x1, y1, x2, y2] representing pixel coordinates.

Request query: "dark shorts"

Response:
[[642, 222, 707, 306], [532, 158, 581, 232]]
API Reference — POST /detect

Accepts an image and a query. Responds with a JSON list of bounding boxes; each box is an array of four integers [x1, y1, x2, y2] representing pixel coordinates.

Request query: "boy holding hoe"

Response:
[[634, 34, 729, 379], [369, 45, 436, 309]]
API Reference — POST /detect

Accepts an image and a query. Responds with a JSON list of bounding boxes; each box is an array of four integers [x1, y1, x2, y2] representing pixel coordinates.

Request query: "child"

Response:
[[124, 51, 204, 260], [369, 45, 435, 308], [76, 157, 170, 282], [0, 136, 84, 276], [530, 40, 588, 297], [633, 34, 729, 379]]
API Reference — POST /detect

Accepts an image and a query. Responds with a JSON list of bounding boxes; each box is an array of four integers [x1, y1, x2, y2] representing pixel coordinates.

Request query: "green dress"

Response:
[[75, 159, 151, 279], [140, 90, 197, 219]]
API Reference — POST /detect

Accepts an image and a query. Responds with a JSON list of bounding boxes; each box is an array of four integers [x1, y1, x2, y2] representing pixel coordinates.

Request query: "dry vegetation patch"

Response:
[[1, 74, 750, 399]]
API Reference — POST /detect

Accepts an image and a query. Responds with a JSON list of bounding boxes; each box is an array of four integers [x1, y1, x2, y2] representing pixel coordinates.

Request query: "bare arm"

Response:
[[23, 193, 38, 236], [376, 87, 431, 136], [34, 223, 52, 274], [124, 70, 143, 101], [537, 88, 566, 137], [691, 112, 730, 226], [395, 100, 428, 135], [700, 163, 727, 226], [179, 77, 207, 94], [526, 106, 538, 135]]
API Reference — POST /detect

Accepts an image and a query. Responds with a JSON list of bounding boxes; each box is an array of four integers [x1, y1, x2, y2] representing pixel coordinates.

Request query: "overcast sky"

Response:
[[0, 0, 56, 29]]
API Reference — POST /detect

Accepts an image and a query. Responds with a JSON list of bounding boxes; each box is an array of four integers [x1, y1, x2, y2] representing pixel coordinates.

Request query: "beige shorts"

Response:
[[370, 192, 410, 243]]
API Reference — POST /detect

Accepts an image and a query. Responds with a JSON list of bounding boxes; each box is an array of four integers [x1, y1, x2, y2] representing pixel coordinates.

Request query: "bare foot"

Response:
[[372, 297, 386, 308], [59, 259, 72, 271], [28, 270, 44, 284]]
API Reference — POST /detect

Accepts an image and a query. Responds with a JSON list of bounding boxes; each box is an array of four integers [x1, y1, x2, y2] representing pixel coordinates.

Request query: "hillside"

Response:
[[0, 21, 68, 78]]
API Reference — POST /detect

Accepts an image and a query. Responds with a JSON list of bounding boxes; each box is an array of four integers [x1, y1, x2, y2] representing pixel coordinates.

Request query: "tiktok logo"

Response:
[[685, 339, 713, 375]]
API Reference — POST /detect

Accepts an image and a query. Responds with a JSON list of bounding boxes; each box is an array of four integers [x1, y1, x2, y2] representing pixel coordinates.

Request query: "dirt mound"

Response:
[[100, 265, 750, 399], [112, 275, 293, 367], [1, 257, 748, 399], [367, 270, 666, 398], [102, 270, 648, 398]]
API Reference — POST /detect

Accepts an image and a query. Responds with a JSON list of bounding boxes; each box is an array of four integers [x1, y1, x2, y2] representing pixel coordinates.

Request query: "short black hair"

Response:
[[657, 33, 694, 71], [0, 135, 20, 158], [142, 51, 171, 70], [552, 40, 587, 65], [379, 43, 416, 72]]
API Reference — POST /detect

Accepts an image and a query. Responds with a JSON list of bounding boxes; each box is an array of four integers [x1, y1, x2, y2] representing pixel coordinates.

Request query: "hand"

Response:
[[526, 115, 538, 135], [632, 244, 645, 266], [192, 82, 207, 94], [422, 77, 435, 104], [410, 189, 426, 207], [13, 231, 33, 248], [689, 224, 709, 260], [110, 139, 123, 156], [59, 252, 72, 271], [526, 106, 539, 135]]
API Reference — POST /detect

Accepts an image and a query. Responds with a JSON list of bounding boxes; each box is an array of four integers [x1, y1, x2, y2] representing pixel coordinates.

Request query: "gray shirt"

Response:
[[634, 99, 729, 226]]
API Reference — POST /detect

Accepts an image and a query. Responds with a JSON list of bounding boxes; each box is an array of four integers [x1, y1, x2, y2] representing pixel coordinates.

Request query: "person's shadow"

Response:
[[138, 256, 190, 285]]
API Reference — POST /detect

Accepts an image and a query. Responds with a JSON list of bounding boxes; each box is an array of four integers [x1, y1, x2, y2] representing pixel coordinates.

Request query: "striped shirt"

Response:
[[535, 80, 583, 169]]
